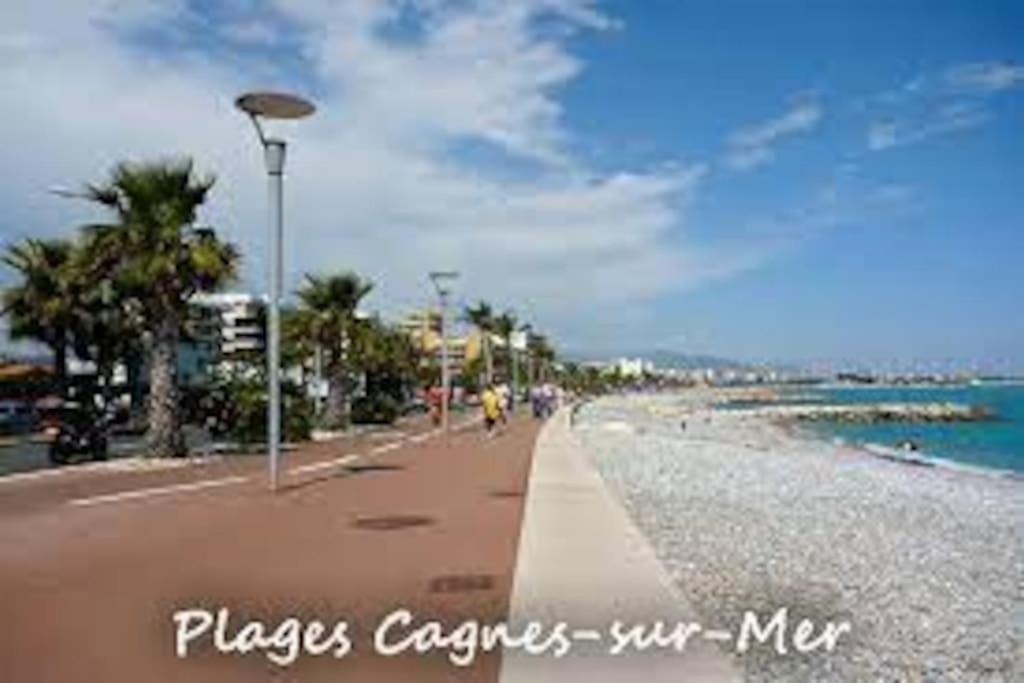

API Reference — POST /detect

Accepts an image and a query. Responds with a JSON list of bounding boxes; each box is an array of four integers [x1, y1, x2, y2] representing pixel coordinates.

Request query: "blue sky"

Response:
[[1, 0, 1022, 371], [560, 0, 1024, 369]]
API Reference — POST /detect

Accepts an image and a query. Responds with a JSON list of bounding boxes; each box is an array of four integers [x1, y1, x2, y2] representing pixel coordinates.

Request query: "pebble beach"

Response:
[[575, 392, 1023, 682]]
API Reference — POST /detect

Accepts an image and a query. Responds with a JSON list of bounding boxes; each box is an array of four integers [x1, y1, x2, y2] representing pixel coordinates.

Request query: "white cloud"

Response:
[[730, 102, 823, 148], [724, 101, 822, 171], [0, 0, 776, 350], [866, 61, 1023, 107], [866, 122, 899, 151], [866, 101, 989, 151], [724, 145, 774, 172], [944, 61, 1024, 93], [860, 60, 1022, 153]]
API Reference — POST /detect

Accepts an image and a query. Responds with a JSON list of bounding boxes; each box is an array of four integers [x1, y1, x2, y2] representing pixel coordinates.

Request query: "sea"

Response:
[[797, 383, 1024, 476]]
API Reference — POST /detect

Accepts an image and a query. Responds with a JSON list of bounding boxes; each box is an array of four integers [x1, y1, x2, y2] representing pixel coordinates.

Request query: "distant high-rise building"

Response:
[[185, 293, 266, 381], [615, 357, 653, 378]]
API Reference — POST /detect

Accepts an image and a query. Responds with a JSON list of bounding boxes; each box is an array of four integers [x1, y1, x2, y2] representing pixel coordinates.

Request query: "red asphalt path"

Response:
[[0, 415, 539, 681]]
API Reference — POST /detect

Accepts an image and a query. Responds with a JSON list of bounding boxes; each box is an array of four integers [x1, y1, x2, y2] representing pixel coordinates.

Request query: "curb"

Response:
[[500, 408, 740, 681]]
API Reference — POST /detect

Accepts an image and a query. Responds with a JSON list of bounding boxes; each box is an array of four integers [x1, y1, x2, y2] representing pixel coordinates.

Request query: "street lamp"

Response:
[[520, 323, 534, 388], [428, 271, 459, 433], [236, 91, 315, 491], [512, 323, 531, 410]]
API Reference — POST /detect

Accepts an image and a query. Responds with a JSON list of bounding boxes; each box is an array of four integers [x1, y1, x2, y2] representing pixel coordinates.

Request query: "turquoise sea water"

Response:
[[800, 384, 1024, 475]]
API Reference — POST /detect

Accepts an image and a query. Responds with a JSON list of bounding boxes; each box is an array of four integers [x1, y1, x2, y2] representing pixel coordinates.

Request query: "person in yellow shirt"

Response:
[[481, 384, 504, 437]]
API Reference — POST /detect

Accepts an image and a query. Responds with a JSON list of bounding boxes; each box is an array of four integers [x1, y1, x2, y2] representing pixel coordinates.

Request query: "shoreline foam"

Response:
[[787, 421, 1024, 482]]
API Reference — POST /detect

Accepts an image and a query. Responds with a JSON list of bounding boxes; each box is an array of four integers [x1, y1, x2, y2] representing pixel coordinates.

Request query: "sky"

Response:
[[0, 0, 1022, 372]]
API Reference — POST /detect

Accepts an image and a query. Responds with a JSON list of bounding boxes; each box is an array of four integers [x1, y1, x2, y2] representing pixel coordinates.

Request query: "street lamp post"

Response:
[[429, 271, 459, 433], [236, 91, 315, 491], [520, 324, 534, 389], [511, 334, 520, 411]]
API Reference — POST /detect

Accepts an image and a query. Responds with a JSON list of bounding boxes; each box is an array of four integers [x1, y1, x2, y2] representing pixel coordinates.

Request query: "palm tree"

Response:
[[2, 238, 78, 395], [296, 271, 374, 429], [282, 305, 316, 403], [463, 301, 495, 386], [353, 318, 419, 380], [351, 316, 421, 412], [70, 232, 147, 411], [83, 159, 238, 457], [4, 239, 88, 392], [528, 332, 556, 382], [492, 310, 518, 380]]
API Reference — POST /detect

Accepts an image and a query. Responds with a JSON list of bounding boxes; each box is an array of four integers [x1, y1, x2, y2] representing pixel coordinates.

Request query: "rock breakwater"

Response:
[[744, 402, 994, 424]]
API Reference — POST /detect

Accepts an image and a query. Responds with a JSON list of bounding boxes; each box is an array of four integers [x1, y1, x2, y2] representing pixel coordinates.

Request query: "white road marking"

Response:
[[68, 476, 248, 508], [453, 417, 482, 432], [368, 430, 405, 441], [0, 466, 78, 485], [370, 440, 404, 455], [27, 416, 464, 501], [289, 454, 360, 475], [0, 459, 193, 485]]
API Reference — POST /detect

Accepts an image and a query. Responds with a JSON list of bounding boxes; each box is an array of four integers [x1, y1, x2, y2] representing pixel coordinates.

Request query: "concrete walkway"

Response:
[[500, 409, 740, 682]]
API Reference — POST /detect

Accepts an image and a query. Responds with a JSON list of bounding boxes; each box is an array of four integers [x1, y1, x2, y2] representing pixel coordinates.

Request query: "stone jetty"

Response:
[[742, 402, 994, 424]]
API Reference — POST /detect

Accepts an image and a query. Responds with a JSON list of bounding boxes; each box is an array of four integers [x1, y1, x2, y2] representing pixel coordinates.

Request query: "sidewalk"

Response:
[[500, 409, 741, 681], [0, 415, 539, 681]]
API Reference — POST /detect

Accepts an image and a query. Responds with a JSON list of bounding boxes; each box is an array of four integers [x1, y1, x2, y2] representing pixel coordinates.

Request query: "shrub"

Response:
[[351, 393, 400, 425], [200, 373, 312, 446]]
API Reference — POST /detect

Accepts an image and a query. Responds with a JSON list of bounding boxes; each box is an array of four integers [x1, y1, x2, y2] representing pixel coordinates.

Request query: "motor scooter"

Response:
[[42, 403, 109, 465]]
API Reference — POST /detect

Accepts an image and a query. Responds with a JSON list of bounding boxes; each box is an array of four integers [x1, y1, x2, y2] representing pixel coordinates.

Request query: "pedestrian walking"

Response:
[[530, 384, 543, 419], [481, 384, 504, 437], [541, 382, 557, 418], [426, 384, 443, 427], [496, 381, 512, 421]]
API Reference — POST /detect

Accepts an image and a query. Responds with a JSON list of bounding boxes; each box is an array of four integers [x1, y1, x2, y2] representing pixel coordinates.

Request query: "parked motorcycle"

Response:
[[42, 403, 109, 465]]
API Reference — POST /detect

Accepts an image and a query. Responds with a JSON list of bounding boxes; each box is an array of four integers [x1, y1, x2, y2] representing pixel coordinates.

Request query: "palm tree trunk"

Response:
[[313, 343, 323, 417], [341, 326, 351, 427], [505, 334, 513, 380], [324, 361, 346, 429], [98, 346, 114, 415], [483, 333, 493, 385], [146, 316, 185, 457], [126, 351, 144, 416], [53, 336, 68, 399]]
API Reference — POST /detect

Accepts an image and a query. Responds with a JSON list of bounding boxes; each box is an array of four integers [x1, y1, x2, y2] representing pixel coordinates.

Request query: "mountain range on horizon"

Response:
[[559, 351, 1024, 377]]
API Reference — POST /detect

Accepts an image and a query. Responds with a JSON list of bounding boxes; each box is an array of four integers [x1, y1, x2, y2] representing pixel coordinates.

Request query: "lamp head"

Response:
[[429, 271, 459, 297], [235, 92, 315, 120]]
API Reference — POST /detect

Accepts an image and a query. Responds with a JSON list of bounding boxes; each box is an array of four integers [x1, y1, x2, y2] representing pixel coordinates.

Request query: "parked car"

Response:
[[0, 399, 36, 435]]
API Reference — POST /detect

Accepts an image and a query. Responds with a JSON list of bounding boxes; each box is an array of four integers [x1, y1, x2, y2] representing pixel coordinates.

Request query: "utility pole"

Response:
[[429, 271, 459, 432], [521, 324, 534, 388], [511, 333, 520, 412]]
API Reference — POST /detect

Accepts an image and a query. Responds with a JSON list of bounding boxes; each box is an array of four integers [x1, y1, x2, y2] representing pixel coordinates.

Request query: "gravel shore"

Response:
[[575, 392, 1023, 682]]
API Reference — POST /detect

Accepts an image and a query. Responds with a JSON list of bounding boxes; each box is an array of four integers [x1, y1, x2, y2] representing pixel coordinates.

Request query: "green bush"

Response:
[[200, 374, 312, 446], [283, 395, 314, 442], [351, 393, 400, 425]]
